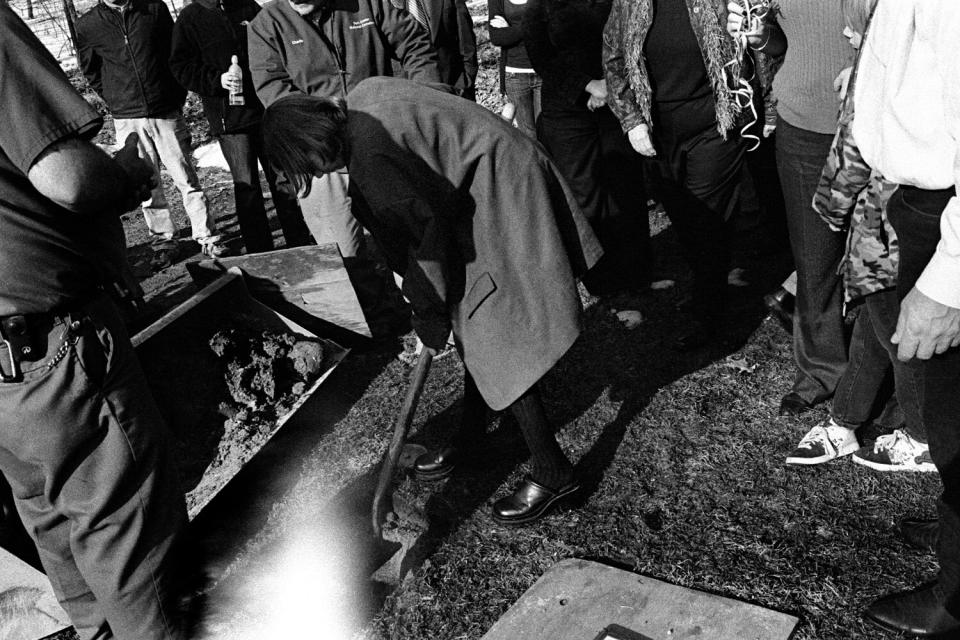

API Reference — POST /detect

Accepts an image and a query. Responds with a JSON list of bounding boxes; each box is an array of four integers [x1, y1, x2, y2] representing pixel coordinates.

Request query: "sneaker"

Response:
[[200, 241, 230, 258], [785, 417, 859, 465], [852, 429, 936, 472]]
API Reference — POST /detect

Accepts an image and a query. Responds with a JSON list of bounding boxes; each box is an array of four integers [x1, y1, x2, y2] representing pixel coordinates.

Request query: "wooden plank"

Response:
[[186, 244, 372, 342], [0, 547, 70, 640], [481, 559, 798, 640]]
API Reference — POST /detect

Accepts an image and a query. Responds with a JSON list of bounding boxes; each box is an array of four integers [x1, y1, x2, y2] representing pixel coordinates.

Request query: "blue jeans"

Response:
[[504, 72, 541, 140], [884, 186, 960, 614], [776, 118, 848, 404], [830, 289, 900, 431]]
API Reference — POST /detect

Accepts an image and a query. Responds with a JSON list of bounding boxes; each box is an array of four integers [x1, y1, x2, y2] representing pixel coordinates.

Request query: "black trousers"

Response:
[[218, 126, 313, 253], [647, 121, 746, 321], [885, 186, 960, 614], [538, 107, 650, 296]]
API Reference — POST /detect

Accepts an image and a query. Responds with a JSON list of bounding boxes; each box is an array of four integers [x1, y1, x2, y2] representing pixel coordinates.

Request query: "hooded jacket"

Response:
[[169, 0, 264, 135], [247, 0, 441, 106], [77, 0, 187, 118]]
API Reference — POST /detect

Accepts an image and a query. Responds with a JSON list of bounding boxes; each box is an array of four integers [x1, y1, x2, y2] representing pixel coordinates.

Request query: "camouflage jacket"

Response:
[[812, 22, 897, 306], [601, 0, 780, 138]]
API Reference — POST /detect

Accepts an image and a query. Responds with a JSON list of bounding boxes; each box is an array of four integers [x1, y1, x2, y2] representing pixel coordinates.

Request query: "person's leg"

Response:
[[775, 118, 848, 409], [864, 187, 960, 634], [848, 286, 935, 472], [509, 383, 574, 491], [114, 117, 177, 245], [153, 113, 222, 248], [595, 108, 650, 292], [504, 72, 537, 139], [251, 132, 313, 248], [299, 171, 404, 337], [218, 131, 274, 254], [0, 296, 190, 640]]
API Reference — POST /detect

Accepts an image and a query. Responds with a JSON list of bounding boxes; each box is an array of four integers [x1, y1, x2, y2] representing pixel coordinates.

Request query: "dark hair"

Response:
[[261, 94, 348, 197]]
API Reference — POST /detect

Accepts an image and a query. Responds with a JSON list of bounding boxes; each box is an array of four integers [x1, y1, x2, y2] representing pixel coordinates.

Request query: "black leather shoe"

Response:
[[864, 581, 960, 638], [779, 392, 814, 417], [902, 518, 939, 553], [414, 447, 457, 481], [491, 476, 580, 526], [764, 287, 794, 333]]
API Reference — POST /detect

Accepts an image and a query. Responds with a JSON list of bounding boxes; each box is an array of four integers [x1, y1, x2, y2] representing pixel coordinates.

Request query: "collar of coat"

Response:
[[620, 0, 742, 138]]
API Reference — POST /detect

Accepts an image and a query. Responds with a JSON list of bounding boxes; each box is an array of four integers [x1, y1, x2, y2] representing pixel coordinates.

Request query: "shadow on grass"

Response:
[[384, 225, 794, 587]]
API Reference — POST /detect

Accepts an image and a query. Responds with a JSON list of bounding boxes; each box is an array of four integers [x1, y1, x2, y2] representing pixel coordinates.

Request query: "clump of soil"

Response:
[[209, 323, 326, 467]]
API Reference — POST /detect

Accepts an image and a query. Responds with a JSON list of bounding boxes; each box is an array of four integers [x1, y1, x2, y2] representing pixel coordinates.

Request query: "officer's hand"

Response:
[[113, 132, 155, 208], [489, 14, 508, 28], [628, 124, 656, 156], [891, 287, 960, 361]]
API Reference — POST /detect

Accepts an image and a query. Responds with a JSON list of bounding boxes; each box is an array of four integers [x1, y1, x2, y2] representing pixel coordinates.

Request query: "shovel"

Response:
[[372, 348, 434, 537]]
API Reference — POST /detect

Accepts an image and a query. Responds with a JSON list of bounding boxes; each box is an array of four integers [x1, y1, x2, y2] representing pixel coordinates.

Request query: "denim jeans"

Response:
[[504, 71, 541, 139], [884, 186, 960, 614], [776, 118, 848, 404], [218, 128, 313, 253], [830, 289, 898, 430], [0, 294, 188, 639], [114, 112, 220, 246]]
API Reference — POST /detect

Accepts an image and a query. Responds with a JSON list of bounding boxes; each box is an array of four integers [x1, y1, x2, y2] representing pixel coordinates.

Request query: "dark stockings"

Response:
[[457, 372, 574, 491]]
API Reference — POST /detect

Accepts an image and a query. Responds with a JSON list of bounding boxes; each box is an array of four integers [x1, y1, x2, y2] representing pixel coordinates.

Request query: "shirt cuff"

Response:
[[915, 247, 960, 309]]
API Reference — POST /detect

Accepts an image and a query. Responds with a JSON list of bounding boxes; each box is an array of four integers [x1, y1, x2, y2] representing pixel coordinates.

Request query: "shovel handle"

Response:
[[372, 349, 434, 537]]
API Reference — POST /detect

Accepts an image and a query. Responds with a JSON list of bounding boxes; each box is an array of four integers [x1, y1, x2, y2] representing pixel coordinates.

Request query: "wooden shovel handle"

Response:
[[372, 349, 434, 537]]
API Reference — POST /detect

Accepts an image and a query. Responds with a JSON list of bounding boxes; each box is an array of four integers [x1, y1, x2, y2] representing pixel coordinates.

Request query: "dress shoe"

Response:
[[778, 391, 814, 417], [764, 287, 794, 333], [414, 447, 457, 481], [902, 518, 939, 553], [491, 476, 580, 526], [864, 581, 960, 638]]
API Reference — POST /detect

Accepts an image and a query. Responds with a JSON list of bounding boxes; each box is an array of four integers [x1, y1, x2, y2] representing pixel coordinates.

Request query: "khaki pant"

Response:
[[0, 295, 189, 639], [115, 112, 220, 247]]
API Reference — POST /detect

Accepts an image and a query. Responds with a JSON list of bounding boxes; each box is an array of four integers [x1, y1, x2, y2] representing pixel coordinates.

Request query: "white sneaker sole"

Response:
[[851, 455, 937, 473], [785, 440, 859, 466]]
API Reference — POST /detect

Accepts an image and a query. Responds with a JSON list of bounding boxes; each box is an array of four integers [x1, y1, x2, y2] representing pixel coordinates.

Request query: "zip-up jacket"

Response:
[[77, 0, 187, 118], [170, 0, 263, 135], [247, 0, 441, 107]]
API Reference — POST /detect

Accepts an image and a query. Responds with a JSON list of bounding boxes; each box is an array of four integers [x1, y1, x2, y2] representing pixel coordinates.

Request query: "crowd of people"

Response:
[[0, 0, 958, 637]]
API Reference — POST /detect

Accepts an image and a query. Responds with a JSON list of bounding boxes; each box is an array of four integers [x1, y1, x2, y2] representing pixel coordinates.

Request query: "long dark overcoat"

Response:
[[345, 77, 603, 410]]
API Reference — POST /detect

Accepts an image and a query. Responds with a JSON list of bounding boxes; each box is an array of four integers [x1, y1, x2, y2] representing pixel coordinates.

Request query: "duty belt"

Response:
[[0, 312, 76, 383]]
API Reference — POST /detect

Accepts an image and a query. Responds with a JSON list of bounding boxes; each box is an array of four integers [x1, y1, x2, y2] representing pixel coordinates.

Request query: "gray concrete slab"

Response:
[[482, 558, 798, 640], [0, 547, 69, 640]]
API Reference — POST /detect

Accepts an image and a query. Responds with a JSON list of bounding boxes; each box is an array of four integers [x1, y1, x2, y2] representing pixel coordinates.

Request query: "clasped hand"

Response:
[[726, 0, 769, 48]]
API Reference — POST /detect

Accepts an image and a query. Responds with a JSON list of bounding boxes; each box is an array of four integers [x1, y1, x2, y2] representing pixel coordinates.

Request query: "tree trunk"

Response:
[[61, 0, 79, 56], [26, 0, 35, 20]]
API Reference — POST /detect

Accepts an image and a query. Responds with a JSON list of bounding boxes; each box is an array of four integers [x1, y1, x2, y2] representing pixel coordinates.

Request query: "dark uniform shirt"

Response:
[[0, 4, 125, 316]]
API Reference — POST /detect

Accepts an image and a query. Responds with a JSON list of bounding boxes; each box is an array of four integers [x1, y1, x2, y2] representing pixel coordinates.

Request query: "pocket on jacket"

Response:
[[465, 272, 497, 319]]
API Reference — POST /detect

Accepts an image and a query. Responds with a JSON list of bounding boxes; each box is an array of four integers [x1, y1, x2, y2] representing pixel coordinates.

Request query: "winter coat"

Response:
[[522, 0, 609, 115], [247, 0, 441, 106], [602, 0, 774, 136], [77, 0, 187, 118], [169, 0, 263, 135], [345, 77, 603, 410]]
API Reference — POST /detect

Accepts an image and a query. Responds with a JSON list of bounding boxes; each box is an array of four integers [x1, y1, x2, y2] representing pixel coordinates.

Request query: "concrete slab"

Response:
[[187, 244, 372, 342], [481, 559, 798, 640], [0, 547, 70, 640]]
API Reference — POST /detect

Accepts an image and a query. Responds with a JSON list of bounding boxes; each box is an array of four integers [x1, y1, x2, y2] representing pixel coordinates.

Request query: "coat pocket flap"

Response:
[[465, 272, 497, 319]]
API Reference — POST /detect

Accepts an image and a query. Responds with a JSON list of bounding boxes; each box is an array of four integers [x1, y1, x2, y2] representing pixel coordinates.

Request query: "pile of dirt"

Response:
[[206, 323, 326, 483]]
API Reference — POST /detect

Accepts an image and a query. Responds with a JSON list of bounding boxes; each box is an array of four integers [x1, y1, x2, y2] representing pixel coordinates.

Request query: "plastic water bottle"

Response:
[[228, 55, 244, 106]]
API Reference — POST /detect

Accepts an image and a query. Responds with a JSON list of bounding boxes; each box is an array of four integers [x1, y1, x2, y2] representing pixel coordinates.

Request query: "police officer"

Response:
[[0, 5, 191, 638]]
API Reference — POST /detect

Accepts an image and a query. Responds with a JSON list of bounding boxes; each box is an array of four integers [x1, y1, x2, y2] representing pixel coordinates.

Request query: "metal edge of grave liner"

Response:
[[131, 267, 350, 519]]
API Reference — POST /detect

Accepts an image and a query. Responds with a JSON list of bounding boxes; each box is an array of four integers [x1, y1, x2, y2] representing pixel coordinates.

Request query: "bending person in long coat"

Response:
[[262, 77, 603, 525]]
